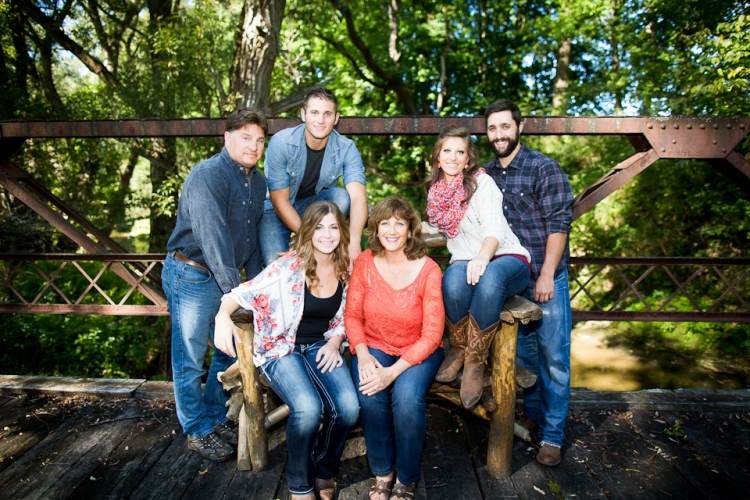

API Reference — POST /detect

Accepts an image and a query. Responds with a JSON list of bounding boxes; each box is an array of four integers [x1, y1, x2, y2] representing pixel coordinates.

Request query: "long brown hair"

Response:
[[290, 201, 350, 287], [367, 196, 426, 260], [425, 125, 480, 204]]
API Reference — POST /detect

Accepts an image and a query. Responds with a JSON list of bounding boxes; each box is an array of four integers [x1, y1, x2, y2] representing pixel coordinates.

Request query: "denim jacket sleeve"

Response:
[[186, 167, 241, 292], [339, 137, 366, 187], [264, 131, 293, 192]]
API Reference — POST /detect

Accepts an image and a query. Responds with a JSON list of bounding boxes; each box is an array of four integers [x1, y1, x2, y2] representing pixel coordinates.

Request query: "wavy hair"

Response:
[[290, 201, 350, 287], [367, 196, 426, 260], [425, 126, 480, 204]]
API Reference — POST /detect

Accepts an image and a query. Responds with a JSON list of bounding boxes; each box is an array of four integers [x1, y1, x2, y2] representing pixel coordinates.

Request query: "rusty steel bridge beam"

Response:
[[0, 115, 744, 138]]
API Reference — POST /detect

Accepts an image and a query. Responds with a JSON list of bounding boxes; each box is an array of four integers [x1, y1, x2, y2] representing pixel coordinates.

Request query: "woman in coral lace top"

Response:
[[345, 196, 445, 500]]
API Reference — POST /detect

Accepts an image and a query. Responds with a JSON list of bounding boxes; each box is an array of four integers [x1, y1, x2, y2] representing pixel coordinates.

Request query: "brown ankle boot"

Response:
[[435, 316, 469, 383], [460, 314, 499, 408]]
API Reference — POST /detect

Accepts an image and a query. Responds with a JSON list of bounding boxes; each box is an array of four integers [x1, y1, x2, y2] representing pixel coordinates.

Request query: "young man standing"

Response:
[[259, 88, 367, 265], [484, 100, 574, 467], [162, 109, 268, 461]]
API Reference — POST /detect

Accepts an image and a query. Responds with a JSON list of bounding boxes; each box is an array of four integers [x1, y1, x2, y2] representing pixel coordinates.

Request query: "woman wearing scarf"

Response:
[[423, 126, 531, 408]]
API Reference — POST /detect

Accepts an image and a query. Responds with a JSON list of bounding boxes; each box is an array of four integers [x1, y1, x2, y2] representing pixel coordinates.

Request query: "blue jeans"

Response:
[[442, 256, 530, 330], [517, 269, 572, 448], [351, 347, 445, 485], [259, 187, 351, 264], [162, 254, 233, 439], [259, 341, 359, 495]]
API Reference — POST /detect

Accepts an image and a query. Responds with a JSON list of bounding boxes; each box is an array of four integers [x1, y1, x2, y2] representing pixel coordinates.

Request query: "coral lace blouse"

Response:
[[345, 249, 445, 365]]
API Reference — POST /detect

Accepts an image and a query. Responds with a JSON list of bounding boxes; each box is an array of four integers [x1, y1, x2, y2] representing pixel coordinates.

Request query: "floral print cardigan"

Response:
[[224, 251, 348, 367]]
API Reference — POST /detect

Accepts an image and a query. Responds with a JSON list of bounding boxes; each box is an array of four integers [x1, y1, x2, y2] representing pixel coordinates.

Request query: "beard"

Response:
[[491, 129, 520, 158]]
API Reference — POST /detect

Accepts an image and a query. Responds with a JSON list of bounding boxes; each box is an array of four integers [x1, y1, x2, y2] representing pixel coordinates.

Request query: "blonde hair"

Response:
[[291, 201, 350, 287]]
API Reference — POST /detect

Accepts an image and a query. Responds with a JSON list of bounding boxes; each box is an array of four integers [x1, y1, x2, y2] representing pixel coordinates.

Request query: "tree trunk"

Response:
[[230, 0, 286, 114], [552, 39, 571, 114]]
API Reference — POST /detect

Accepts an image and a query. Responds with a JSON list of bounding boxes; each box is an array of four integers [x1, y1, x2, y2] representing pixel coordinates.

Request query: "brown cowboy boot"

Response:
[[434, 316, 469, 383], [460, 314, 500, 408]]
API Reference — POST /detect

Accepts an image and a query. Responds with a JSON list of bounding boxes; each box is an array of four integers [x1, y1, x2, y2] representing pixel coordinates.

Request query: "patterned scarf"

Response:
[[427, 168, 485, 238]]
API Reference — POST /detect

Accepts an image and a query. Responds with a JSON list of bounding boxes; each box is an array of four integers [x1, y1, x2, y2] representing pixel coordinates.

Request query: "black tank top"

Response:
[[295, 281, 343, 345]]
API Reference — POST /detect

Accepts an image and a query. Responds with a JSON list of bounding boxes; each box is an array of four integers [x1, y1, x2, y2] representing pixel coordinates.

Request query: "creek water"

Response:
[[570, 321, 749, 391]]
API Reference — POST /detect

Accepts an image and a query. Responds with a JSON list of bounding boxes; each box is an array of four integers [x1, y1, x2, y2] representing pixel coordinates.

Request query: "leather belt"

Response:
[[168, 250, 209, 271]]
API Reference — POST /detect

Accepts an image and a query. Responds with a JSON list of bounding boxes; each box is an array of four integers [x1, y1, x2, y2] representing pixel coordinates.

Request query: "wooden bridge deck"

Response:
[[0, 390, 749, 499]]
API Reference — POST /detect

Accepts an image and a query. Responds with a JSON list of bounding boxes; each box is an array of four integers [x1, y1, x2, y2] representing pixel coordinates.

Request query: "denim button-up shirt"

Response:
[[166, 147, 266, 293], [263, 123, 365, 210], [485, 144, 574, 285]]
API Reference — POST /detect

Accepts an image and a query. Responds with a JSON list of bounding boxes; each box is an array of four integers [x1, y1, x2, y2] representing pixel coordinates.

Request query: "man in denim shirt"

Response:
[[162, 109, 267, 462], [484, 100, 574, 467], [259, 88, 367, 266]]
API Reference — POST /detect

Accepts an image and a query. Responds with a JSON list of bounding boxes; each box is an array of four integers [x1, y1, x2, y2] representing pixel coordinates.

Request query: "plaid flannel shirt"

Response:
[[485, 144, 574, 284]]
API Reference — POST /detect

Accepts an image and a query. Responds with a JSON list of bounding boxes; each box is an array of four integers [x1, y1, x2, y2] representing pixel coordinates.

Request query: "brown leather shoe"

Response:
[[536, 443, 562, 466], [460, 314, 500, 408], [435, 316, 469, 383]]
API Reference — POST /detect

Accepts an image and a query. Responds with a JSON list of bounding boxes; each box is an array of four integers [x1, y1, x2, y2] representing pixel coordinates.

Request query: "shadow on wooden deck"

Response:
[[0, 390, 749, 499]]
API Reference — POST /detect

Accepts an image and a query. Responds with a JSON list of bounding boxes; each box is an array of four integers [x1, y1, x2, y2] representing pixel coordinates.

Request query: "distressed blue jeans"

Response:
[[442, 256, 530, 330], [259, 341, 359, 496], [517, 269, 572, 448], [162, 254, 232, 439], [351, 347, 445, 486], [259, 187, 351, 265]]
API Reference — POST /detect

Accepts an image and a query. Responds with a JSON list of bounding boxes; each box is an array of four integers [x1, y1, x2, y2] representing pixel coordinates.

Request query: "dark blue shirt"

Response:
[[485, 144, 574, 284], [166, 147, 266, 293]]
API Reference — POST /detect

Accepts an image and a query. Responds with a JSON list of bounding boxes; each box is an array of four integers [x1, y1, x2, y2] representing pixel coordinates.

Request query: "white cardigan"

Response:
[[424, 174, 531, 263]]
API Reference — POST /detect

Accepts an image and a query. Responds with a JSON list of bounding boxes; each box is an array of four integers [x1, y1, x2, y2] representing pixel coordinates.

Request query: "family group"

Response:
[[161, 88, 574, 500]]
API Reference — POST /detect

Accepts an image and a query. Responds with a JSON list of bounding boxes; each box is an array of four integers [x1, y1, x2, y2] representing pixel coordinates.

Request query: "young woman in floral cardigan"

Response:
[[214, 201, 359, 500]]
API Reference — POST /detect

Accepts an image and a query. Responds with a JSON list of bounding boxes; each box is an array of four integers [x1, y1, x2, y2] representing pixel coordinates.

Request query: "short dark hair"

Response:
[[367, 196, 427, 260], [303, 88, 338, 113], [225, 108, 268, 135], [484, 100, 522, 127]]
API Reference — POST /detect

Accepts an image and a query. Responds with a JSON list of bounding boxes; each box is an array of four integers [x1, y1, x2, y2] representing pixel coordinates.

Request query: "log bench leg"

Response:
[[235, 321, 269, 471], [487, 320, 518, 479]]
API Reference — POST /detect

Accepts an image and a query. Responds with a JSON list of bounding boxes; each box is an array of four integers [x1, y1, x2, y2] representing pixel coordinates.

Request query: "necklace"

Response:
[[385, 258, 408, 279]]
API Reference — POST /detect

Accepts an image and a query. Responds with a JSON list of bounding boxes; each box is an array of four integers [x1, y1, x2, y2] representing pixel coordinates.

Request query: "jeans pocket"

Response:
[[176, 264, 212, 284]]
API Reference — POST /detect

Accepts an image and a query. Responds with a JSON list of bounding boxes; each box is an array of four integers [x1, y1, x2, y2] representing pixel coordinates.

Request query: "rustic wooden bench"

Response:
[[219, 294, 541, 480]]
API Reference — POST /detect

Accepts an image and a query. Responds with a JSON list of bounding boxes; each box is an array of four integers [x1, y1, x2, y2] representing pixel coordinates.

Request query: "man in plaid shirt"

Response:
[[484, 100, 574, 467]]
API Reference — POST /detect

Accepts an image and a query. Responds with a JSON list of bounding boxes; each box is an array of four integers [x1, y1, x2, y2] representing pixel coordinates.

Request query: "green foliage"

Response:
[[0, 313, 165, 379]]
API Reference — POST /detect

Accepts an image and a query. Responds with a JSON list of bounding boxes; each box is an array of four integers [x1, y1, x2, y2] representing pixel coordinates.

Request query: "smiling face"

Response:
[[301, 97, 339, 146], [486, 110, 523, 159], [438, 137, 471, 182], [377, 216, 410, 254], [224, 124, 266, 169], [311, 213, 341, 257]]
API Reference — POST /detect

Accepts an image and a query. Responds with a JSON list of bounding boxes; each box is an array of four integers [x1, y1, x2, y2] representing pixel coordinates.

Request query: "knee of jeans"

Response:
[[291, 401, 324, 431], [327, 188, 351, 215], [338, 398, 360, 427]]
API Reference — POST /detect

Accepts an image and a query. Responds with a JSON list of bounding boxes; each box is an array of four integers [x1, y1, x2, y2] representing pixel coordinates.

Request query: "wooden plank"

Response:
[[568, 388, 750, 411], [0, 402, 143, 500], [135, 381, 176, 401], [0, 375, 144, 398], [0, 400, 98, 492], [667, 411, 750, 490], [628, 411, 748, 498], [0, 397, 69, 473], [421, 405, 482, 499], [221, 424, 287, 500], [567, 410, 705, 499], [544, 417, 607, 499], [127, 432, 205, 500], [337, 428, 376, 500], [67, 404, 181, 499], [180, 457, 236, 500], [457, 408, 519, 498]]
